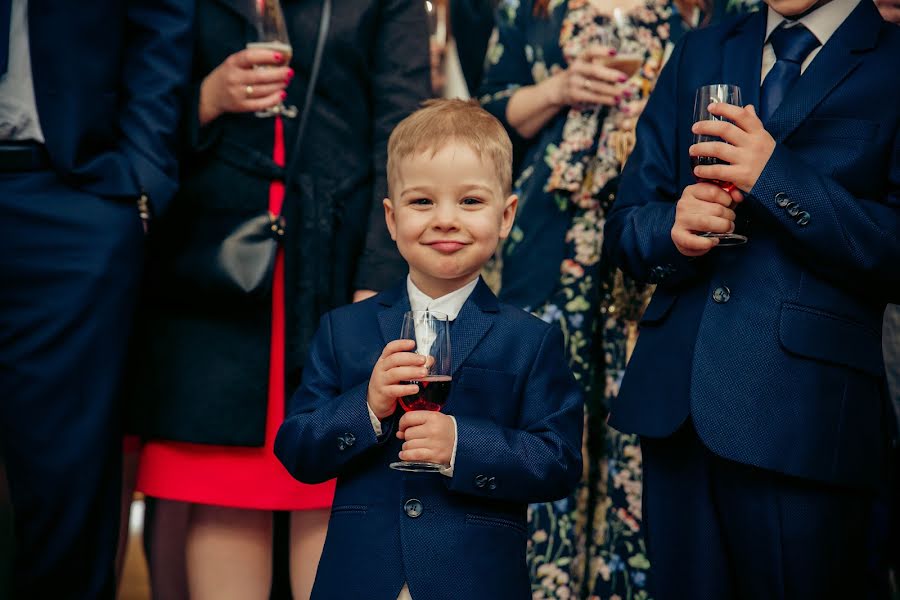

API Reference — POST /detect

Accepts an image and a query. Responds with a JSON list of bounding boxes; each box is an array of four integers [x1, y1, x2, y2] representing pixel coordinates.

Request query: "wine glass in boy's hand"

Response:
[[247, 0, 296, 118], [691, 84, 748, 246], [389, 309, 452, 473]]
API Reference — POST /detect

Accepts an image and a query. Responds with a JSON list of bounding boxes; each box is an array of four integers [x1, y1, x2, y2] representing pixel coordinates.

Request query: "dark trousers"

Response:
[[0, 170, 143, 598], [641, 420, 874, 600]]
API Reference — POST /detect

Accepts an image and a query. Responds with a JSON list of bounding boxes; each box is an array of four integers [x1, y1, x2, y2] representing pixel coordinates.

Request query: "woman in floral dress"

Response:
[[478, 0, 759, 598]]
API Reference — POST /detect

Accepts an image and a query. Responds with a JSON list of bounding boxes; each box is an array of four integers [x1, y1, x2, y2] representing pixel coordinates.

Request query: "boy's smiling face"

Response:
[[384, 141, 517, 298]]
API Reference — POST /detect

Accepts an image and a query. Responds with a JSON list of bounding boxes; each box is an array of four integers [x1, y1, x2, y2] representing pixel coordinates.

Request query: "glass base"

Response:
[[389, 461, 446, 473], [698, 232, 748, 246], [255, 103, 298, 119]]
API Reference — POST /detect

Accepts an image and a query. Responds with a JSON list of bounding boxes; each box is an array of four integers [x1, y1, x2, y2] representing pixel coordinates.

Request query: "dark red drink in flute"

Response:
[[691, 155, 736, 192], [399, 376, 452, 412]]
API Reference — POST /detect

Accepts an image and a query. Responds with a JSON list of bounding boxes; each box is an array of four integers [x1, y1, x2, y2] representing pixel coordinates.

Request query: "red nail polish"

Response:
[[619, 75, 627, 83], [281, 90, 287, 100], [273, 52, 283, 62], [615, 96, 621, 103], [287, 68, 295, 78], [609, 48, 618, 56]]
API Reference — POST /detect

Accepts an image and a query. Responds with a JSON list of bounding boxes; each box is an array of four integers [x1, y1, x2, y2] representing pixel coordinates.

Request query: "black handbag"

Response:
[[172, 0, 331, 299]]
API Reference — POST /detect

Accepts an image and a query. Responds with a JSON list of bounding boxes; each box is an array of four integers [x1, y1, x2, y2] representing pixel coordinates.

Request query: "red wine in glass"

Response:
[[692, 84, 747, 245], [691, 155, 736, 192], [389, 309, 452, 473], [398, 375, 452, 412]]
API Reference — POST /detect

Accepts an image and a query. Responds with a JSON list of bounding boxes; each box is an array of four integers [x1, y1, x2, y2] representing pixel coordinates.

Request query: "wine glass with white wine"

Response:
[[247, 0, 296, 118]]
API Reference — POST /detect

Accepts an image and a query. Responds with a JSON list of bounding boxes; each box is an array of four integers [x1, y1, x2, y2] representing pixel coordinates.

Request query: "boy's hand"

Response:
[[367, 340, 427, 421], [672, 183, 742, 257], [690, 103, 776, 193], [396, 411, 454, 466]]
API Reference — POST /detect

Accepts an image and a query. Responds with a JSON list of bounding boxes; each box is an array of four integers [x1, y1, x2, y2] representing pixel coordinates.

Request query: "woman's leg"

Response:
[[288, 508, 330, 600], [146, 498, 190, 600], [115, 443, 139, 588], [187, 505, 273, 600]]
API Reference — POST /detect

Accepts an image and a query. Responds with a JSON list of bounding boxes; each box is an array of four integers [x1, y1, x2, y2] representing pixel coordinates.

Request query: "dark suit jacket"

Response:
[[28, 0, 192, 213], [128, 0, 431, 446], [275, 278, 583, 600], [603, 1, 900, 488]]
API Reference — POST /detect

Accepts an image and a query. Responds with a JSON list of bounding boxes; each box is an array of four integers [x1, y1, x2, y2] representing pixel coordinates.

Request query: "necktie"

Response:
[[760, 23, 821, 123], [1, 0, 11, 76]]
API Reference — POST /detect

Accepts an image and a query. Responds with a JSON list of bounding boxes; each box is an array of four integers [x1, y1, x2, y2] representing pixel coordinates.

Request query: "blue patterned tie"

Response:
[[1, 0, 10, 76], [760, 23, 821, 123]]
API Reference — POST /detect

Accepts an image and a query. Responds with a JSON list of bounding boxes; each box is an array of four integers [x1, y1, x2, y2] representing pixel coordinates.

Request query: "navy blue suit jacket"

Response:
[[28, 0, 192, 214], [603, 1, 900, 488], [275, 278, 583, 600]]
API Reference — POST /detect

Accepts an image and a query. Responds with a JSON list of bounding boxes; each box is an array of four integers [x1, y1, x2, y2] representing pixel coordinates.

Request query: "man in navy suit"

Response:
[[603, 0, 899, 597], [0, 0, 192, 596], [275, 99, 583, 600]]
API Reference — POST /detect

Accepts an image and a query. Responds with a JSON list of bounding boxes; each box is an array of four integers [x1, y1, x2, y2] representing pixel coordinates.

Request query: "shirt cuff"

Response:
[[367, 403, 383, 437], [439, 415, 458, 478]]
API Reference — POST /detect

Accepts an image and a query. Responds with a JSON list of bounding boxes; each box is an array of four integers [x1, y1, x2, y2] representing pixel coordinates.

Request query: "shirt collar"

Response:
[[406, 275, 479, 321], [765, 0, 861, 48]]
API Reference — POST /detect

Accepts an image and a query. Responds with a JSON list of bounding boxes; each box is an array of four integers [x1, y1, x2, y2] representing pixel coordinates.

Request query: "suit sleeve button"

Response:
[[775, 192, 790, 207], [796, 211, 811, 226], [474, 474, 487, 488]]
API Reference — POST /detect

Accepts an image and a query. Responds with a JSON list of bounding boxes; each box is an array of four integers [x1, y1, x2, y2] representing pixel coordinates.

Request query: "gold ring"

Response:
[[245, 85, 254, 98]]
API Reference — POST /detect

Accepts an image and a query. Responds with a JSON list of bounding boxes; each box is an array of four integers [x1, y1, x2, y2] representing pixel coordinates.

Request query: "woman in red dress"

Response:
[[125, 2, 431, 597]]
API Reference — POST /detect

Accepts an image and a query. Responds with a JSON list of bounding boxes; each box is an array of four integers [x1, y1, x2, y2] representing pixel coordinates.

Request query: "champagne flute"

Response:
[[599, 8, 643, 80], [389, 309, 452, 473], [691, 84, 748, 246], [246, 0, 296, 118], [425, 0, 448, 95]]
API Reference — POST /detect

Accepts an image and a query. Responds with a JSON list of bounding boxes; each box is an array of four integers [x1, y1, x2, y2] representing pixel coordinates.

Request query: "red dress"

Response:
[[136, 116, 336, 510]]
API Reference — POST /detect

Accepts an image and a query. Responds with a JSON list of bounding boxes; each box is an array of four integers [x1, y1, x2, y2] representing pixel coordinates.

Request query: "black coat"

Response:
[[127, 0, 431, 446]]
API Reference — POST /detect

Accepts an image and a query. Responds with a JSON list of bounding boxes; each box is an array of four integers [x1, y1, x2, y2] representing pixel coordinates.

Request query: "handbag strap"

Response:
[[282, 0, 331, 193]]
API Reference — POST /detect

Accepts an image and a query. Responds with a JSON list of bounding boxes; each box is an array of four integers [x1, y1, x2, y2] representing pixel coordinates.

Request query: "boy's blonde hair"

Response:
[[387, 99, 513, 197]]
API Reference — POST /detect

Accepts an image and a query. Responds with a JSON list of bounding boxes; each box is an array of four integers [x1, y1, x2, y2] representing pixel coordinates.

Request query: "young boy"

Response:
[[275, 99, 583, 600], [603, 0, 899, 597]]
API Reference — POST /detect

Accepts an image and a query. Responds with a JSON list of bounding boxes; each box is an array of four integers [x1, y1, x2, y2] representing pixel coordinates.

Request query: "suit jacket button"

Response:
[[796, 211, 811, 226], [474, 474, 487, 488], [404, 498, 423, 518], [337, 433, 354, 451], [712, 286, 731, 304], [775, 192, 790, 208]]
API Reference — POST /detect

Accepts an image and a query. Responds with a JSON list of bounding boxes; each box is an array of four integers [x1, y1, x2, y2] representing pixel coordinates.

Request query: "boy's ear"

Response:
[[499, 194, 518, 240], [383, 198, 397, 241]]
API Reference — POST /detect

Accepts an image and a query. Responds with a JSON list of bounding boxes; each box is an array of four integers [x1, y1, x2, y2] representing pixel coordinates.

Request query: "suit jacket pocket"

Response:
[[465, 514, 527, 536], [778, 302, 883, 376], [330, 505, 367, 516]]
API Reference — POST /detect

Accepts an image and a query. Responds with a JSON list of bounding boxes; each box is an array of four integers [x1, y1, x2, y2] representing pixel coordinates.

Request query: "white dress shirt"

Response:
[[761, 0, 862, 83], [366, 275, 479, 600]]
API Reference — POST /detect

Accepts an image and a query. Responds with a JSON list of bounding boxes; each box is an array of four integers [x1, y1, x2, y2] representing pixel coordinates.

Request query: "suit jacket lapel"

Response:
[[377, 281, 411, 346], [765, 0, 880, 143], [378, 278, 498, 376], [450, 279, 498, 376], [722, 11, 766, 113]]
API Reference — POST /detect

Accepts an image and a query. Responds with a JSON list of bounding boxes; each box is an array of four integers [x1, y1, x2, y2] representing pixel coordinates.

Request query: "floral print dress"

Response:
[[479, 1, 759, 598]]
